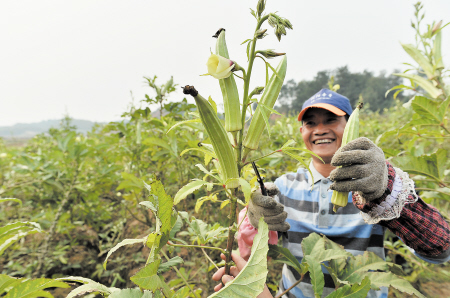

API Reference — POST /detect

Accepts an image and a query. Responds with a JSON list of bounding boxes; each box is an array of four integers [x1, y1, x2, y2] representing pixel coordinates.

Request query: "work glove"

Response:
[[329, 137, 388, 203], [248, 182, 290, 232]]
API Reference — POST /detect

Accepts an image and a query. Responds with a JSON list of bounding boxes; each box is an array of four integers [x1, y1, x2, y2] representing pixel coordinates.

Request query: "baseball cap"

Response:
[[297, 88, 353, 121]]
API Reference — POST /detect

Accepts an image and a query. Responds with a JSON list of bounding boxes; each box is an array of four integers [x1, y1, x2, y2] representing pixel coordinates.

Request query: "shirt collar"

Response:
[[308, 161, 326, 185]]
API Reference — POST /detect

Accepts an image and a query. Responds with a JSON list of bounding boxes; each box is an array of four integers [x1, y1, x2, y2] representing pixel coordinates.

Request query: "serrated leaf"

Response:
[[131, 260, 163, 291], [364, 272, 425, 298], [411, 95, 444, 122], [0, 275, 23, 294], [238, 178, 251, 203], [140, 201, 157, 214], [174, 180, 207, 205], [325, 276, 371, 298], [0, 222, 42, 257], [393, 148, 447, 182], [195, 164, 220, 181], [339, 251, 393, 284], [132, 266, 173, 297], [150, 180, 174, 250], [268, 244, 303, 274], [304, 255, 324, 298], [157, 256, 184, 274], [209, 218, 269, 298], [4, 278, 70, 298], [103, 238, 145, 269]]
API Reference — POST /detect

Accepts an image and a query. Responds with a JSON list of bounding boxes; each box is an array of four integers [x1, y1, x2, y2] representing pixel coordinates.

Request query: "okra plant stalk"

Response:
[[180, 0, 292, 277]]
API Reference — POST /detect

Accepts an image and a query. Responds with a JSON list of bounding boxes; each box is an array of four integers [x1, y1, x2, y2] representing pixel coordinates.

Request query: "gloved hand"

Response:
[[248, 182, 290, 232], [329, 137, 388, 203]]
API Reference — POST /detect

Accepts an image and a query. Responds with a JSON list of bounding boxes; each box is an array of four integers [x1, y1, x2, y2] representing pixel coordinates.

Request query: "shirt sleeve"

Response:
[[352, 162, 450, 263]]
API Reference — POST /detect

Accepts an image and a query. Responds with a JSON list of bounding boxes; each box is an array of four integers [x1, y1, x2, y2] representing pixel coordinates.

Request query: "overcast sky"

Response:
[[1, 0, 449, 126]]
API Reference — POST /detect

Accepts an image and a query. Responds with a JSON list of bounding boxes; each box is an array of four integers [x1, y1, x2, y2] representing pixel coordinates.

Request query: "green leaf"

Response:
[[117, 172, 144, 192], [392, 148, 447, 182], [110, 289, 153, 298], [240, 38, 252, 45], [4, 278, 70, 298], [400, 43, 435, 79], [103, 238, 145, 269], [239, 178, 251, 203], [364, 272, 425, 298], [142, 137, 173, 153], [166, 119, 202, 134], [174, 180, 207, 205], [304, 255, 324, 298], [0, 275, 23, 294], [281, 139, 296, 149], [131, 260, 173, 297], [0, 198, 22, 207], [140, 201, 157, 215], [208, 96, 218, 114], [338, 251, 394, 284], [157, 256, 184, 274], [180, 147, 217, 159], [268, 244, 304, 275], [150, 180, 174, 251], [393, 73, 443, 99], [411, 95, 444, 122], [210, 218, 269, 298], [259, 103, 282, 116], [0, 222, 42, 257], [325, 276, 371, 298]]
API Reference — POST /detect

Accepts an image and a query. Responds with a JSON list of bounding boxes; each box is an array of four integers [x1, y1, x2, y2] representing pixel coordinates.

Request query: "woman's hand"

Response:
[[212, 253, 273, 297]]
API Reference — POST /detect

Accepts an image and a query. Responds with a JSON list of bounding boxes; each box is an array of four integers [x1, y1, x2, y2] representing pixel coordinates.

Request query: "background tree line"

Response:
[[277, 66, 406, 114]]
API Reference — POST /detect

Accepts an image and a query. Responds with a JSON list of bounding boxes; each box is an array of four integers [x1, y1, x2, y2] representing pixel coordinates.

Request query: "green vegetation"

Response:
[[0, 1, 449, 297]]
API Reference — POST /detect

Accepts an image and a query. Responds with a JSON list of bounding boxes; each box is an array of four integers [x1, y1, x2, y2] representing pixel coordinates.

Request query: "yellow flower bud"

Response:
[[204, 53, 235, 79]]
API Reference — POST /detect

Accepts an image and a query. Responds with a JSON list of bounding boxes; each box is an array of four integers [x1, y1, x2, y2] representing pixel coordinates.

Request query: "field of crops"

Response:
[[1, 1, 449, 298]]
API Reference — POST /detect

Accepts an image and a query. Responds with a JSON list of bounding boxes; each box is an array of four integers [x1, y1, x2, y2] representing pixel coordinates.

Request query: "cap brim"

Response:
[[297, 103, 346, 121]]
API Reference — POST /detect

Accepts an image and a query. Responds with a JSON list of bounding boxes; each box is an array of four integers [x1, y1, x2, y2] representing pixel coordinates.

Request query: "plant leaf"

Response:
[[392, 148, 447, 183], [166, 119, 201, 134], [364, 272, 425, 298], [174, 180, 207, 205], [239, 178, 251, 203], [4, 278, 70, 298], [209, 218, 269, 298], [324, 276, 371, 298], [109, 288, 153, 298], [304, 255, 324, 298], [393, 73, 443, 99], [0, 198, 22, 207], [103, 238, 145, 269], [268, 244, 304, 275]]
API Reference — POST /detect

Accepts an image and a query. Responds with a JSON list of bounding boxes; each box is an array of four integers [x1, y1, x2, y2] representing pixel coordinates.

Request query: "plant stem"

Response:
[[275, 275, 304, 298], [237, 14, 270, 164], [202, 247, 219, 270], [224, 191, 238, 276], [162, 250, 200, 298], [167, 242, 226, 254]]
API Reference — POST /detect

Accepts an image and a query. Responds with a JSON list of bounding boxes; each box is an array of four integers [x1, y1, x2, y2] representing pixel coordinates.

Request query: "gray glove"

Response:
[[329, 137, 388, 202], [248, 182, 290, 232]]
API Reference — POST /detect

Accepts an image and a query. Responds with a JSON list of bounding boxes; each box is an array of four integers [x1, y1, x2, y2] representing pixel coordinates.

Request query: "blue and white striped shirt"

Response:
[[274, 163, 388, 298]]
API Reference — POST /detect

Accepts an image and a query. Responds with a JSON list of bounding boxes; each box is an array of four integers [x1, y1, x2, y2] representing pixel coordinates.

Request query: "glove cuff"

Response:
[[353, 161, 395, 212], [353, 165, 419, 224]]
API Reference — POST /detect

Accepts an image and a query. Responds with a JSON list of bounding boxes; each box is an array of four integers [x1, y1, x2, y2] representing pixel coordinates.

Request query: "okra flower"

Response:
[[204, 53, 234, 79]]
